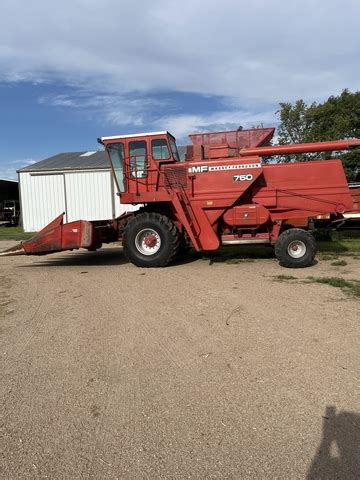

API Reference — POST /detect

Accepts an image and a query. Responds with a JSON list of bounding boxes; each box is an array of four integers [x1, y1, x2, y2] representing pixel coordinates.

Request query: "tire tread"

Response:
[[123, 212, 180, 267], [275, 228, 317, 268]]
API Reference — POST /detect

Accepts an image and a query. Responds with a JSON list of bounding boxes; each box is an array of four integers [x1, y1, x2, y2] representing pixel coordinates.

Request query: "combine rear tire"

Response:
[[274, 228, 316, 268], [123, 212, 180, 267]]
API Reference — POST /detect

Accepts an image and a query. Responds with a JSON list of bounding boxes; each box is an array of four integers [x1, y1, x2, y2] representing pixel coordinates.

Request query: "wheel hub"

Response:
[[144, 235, 157, 248], [135, 228, 161, 256], [287, 240, 306, 258]]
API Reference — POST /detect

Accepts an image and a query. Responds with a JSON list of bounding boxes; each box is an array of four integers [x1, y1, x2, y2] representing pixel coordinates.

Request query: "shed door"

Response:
[[21, 173, 65, 232], [64, 171, 114, 222]]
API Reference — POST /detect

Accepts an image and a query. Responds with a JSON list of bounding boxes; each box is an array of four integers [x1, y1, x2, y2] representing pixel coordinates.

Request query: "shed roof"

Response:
[[18, 151, 109, 173], [18, 147, 188, 173]]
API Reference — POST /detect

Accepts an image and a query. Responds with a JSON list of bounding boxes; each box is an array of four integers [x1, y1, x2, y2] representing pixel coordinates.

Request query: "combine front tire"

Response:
[[123, 213, 180, 267], [274, 228, 316, 268]]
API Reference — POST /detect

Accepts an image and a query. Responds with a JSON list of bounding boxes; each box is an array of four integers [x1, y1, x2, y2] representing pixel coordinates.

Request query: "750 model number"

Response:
[[233, 174, 253, 182]]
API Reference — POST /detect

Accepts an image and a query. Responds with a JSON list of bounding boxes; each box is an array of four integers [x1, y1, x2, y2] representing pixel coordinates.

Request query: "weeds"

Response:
[[330, 260, 347, 267], [225, 258, 255, 264], [274, 274, 297, 281], [318, 254, 338, 261], [307, 276, 360, 298], [273, 273, 360, 298]]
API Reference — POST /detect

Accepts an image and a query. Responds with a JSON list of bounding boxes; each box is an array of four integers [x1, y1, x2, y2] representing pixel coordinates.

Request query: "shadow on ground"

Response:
[[17, 248, 129, 268], [17, 247, 200, 268], [307, 406, 360, 479], [197, 245, 275, 265]]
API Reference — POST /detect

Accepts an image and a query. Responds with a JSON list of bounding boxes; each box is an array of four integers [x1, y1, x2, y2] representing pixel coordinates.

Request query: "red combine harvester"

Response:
[[1, 128, 359, 268]]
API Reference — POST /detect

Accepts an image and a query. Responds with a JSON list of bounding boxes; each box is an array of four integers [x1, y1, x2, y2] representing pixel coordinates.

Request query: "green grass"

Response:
[[314, 228, 360, 255], [330, 260, 347, 267], [318, 254, 339, 261], [307, 276, 360, 298], [0, 226, 34, 241], [224, 258, 255, 264], [272, 273, 360, 298], [274, 274, 297, 281], [317, 239, 360, 254]]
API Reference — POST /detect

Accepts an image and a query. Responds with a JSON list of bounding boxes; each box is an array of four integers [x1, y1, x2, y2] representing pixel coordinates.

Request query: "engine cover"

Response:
[[223, 204, 270, 227]]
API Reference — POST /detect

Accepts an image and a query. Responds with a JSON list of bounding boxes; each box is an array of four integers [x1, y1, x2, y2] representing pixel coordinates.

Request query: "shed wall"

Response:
[[65, 171, 113, 223], [20, 170, 137, 232], [20, 173, 65, 232]]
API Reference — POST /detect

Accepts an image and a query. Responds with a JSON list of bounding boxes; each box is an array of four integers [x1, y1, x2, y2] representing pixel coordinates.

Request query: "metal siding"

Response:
[[65, 171, 113, 222], [20, 170, 139, 232], [19, 172, 65, 232]]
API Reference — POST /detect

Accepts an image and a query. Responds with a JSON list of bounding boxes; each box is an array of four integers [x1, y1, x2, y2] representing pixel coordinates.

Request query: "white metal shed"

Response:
[[18, 151, 138, 232]]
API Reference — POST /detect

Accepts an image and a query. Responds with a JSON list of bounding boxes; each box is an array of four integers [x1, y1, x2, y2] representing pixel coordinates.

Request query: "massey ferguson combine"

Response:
[[1, 127, 359, 268]]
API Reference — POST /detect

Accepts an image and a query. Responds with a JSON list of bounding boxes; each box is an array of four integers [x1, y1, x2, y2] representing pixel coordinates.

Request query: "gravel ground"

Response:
[[0, 241, 359, 479]]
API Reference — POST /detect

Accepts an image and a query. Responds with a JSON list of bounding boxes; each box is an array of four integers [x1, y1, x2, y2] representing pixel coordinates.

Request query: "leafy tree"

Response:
[[276, 89, 360, 182]]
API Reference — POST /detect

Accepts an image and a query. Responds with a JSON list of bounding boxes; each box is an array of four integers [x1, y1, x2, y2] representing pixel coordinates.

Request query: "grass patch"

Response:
[[274, 274, 297, 281], [330, 260, 347, 267], [315, 230, 360, 254], [317, 239, 360, 254], [225, 258, 255, 264], [307, 276, 360, 298], [318, 254, 338, 261], [0, 226, 34, 241]]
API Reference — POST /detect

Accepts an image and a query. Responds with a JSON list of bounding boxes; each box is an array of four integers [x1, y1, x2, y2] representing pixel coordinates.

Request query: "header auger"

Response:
[[1, 127, 359, 268]]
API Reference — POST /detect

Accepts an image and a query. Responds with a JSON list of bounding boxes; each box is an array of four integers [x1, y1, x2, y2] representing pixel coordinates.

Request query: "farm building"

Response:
[[17, 151, 138, 232], [0, 178, 19, 223], [0, 178, 19, 204]]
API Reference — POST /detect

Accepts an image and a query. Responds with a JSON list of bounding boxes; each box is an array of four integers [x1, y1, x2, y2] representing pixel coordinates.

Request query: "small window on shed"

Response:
[[151, 139, 170, 160]]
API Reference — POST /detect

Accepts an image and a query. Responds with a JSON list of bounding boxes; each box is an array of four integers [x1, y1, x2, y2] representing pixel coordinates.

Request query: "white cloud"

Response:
[[0, 0, 358, 103], [38, 92, 174, 128], [153, 109, 277, 141], [37, 91, 277, 141], [0, 0, 359, 142], [0, 159, 38, 180]]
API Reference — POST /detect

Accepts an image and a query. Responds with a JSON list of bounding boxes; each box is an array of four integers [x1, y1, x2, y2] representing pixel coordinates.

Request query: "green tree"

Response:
[[276, 89, 360, 182]]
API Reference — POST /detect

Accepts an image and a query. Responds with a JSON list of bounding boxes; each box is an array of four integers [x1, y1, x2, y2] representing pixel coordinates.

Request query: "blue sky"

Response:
[[1, 0, 359, 179]]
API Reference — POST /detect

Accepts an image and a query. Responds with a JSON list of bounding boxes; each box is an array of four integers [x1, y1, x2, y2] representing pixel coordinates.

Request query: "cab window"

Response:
[[152, 139, 170, 160], [107, 143, 125, 192], [129, 140, 147, 178], [169, 138, 180, 161]]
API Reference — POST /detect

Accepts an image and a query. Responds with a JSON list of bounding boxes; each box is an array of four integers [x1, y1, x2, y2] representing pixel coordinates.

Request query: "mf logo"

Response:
[[188, 165, 209, 173]]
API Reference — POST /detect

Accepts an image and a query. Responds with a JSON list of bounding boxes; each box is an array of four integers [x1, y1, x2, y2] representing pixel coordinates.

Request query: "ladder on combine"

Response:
[[172, 186, 202, 251]]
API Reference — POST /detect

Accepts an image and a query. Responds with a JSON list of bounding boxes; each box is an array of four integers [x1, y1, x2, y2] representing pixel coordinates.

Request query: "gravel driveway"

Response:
[[1, 242, 359, 479]]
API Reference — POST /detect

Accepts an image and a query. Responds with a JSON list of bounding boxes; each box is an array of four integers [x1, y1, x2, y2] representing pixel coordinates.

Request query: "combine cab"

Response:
[[1, 127, 359, 268]]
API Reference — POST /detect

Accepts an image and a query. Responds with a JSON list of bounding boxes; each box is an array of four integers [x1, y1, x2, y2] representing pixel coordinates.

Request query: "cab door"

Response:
[[107, 142, 126, 193]]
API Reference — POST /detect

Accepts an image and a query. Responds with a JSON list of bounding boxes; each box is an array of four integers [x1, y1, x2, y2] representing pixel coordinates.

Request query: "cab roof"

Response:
[[98, 131, 172, 142]]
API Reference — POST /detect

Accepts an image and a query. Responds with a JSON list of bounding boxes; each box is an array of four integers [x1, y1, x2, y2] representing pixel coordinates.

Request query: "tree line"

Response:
[[276, 89, 359, 182]]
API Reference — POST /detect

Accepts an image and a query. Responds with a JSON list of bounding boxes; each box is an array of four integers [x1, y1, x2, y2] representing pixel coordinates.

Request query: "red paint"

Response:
[[144, 235, 157, 248], [8, 128, 359, 258], [349, 185, 360, 213], [240, 139, 360, 157], [21, 213, 96, 254]]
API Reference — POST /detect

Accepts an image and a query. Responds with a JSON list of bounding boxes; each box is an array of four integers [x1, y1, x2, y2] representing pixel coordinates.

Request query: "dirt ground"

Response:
[[0, 241, 359, 479]]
